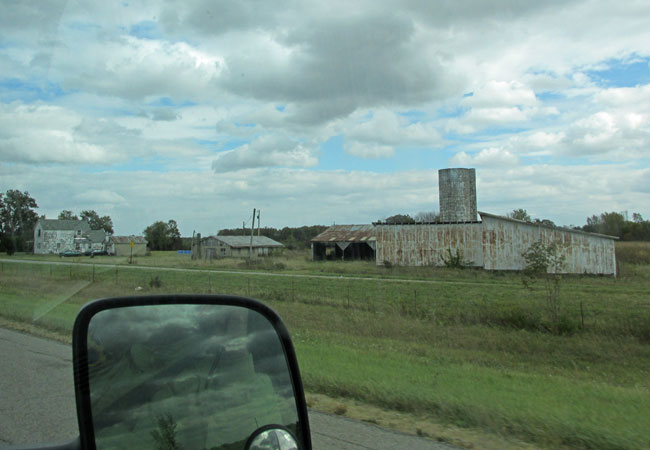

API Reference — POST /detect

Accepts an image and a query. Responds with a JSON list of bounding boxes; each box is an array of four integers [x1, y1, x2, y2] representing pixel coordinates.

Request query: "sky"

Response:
[[1, 0, 649, 236]]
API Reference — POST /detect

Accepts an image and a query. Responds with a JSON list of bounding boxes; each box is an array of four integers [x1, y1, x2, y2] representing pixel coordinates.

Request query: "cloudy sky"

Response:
[[1, 0, 649, 235]]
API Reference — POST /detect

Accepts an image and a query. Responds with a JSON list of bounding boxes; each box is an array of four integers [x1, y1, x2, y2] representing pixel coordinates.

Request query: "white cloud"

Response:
[[212, 134, 318, 172], [75, 189, 127, 204], [0, 102, 117, 165], [451, 148, 519, 167]]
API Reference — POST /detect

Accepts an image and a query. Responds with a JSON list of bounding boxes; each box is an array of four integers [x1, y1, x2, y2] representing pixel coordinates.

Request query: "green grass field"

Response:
[[1, 248, 649, 449]]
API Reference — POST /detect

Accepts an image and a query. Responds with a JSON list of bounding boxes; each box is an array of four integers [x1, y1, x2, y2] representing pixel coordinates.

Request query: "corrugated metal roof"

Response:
[[311, 225, 376, 243], [38, 219, 91, 231], [211, 235, 284, 248], [110, 235, 148, 244], [478, 211, 619, 240]]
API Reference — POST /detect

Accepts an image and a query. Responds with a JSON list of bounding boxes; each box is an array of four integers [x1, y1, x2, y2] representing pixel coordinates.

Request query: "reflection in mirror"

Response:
[[245, 426, 299, 450], [87, 304, 300, 449]]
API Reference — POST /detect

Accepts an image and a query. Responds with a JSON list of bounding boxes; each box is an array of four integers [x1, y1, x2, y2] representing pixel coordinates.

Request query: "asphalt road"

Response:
[[0, 327, 457, 450]]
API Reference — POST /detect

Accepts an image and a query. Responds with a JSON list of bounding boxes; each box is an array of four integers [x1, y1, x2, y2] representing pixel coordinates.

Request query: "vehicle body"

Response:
[[59, 250, 82, 258]]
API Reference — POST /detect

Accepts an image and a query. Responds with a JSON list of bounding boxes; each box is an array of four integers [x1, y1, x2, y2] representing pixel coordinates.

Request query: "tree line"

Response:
[[2, 188, 648, 255], [217, 225, 329, 249]]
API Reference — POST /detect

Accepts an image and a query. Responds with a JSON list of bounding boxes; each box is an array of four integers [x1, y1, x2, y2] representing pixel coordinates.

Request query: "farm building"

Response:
[[33, 219, 107, 254], [108, 236, 148, 256], [314, 168, 617, 275], [311, 225, 376, 261], [192, 235, 284, 260]]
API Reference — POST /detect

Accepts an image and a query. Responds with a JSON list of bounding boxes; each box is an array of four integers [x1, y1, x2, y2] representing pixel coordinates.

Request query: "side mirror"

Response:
[[72, 295, 311, 450]]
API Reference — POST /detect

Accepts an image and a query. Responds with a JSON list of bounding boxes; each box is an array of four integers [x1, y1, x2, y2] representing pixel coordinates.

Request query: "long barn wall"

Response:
[[375, 217, 616, 275], [481, 216, 616, 274], [375, 223, 484, 267]]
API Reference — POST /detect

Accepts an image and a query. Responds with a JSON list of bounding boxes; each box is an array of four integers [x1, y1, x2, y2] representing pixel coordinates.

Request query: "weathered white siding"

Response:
[[481, 215, 616, 274], [375, 215, 616, 275], [376, 223, 483, 267], [34, 228, 79, 254]]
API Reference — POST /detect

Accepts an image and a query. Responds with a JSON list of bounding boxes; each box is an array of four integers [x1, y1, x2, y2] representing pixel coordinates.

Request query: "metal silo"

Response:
[[438, 168, 477, 222]]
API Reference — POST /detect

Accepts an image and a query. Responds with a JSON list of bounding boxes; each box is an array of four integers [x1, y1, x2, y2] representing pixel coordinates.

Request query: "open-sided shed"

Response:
[[311, 225, 376, 261]]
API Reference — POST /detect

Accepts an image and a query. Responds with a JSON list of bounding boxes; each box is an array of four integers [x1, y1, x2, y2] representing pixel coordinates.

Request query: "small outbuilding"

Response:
[[193, 235, 284, 260], [311, 225, 377, 261], [108, 236, 148, 257]]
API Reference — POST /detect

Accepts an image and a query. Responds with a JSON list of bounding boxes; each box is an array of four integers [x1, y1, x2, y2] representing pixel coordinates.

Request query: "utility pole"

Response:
[[257, 210, 261, 236], [249, 208, 256, 261]]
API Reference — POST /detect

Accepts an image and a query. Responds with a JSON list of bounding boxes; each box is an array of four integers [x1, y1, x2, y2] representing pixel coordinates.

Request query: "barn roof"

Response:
[[110, 235, 148, 244], [311, 224, 376, 243], [211, 235, 284, 248], [38, 219, 91, 231]]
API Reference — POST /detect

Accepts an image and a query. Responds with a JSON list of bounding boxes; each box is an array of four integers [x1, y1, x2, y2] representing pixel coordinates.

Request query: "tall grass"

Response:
[[1, 255, 650, 449]]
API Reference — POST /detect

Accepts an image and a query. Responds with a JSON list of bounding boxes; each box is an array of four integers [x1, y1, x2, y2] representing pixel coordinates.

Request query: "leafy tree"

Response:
[[508, 208, 531, 222], [414, 211, 440, 222], [144, 220, 182, 250], [533, 218, 555, 227], [80, 210, 114, 235], [58, 210, 79, 220], [383, 214, 415, 224], [151, 414, 183, 450], [522, 240, 566, 328], [0, 190, 39, 252]]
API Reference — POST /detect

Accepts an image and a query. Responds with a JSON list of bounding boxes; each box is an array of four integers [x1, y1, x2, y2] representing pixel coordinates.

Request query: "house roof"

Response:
[[87, 230, 106, 243], [209, 235, 284, 248], [38, 219, 91, 231], [110, 235, 148, 244], [478, 211, 619, 240], [311, 224, 376, 243]]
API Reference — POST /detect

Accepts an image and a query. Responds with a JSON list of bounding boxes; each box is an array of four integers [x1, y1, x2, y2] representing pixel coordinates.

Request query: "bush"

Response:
[[442, 248, 473, 269], [149, 275, 163, 288]]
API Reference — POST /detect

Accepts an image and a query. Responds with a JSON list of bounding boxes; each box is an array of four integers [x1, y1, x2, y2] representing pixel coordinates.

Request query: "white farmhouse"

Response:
[[33, 219, 107, 254]]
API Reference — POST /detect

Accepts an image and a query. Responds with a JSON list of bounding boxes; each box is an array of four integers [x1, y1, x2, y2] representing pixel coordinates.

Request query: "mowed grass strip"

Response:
[[294, 331, 650, 450]]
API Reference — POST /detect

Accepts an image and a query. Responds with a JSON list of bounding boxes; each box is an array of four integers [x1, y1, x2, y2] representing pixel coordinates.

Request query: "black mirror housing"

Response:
[[72, 295, 311, 450]]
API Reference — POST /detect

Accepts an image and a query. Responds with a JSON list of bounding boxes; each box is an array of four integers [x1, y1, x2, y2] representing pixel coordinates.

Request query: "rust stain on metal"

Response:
[[311, 224, 376, 243], [374, 213, 616, 275]]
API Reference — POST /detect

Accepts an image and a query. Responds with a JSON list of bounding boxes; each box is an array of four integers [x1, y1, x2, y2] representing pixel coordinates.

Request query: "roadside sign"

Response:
[[130, 241, 134, 248]]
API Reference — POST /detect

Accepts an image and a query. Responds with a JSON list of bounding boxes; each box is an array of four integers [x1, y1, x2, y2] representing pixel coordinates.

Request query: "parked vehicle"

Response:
[[19, 295, 311, 450], [59, 250, 82, 257]]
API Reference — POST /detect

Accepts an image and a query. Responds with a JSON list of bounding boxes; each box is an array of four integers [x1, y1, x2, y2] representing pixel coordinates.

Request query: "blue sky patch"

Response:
[[275, 105, 286, 112], [149, 97, 196, 108], [129, 21, 162, 40], [218, 139, 251, 151], [586, 56, 650, 87], [0, 78, 67, 103]]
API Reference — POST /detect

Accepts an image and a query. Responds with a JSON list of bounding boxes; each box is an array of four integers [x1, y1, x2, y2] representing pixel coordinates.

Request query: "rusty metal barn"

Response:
[[315, 168, 617, 275], [311, 225, 376, 261]]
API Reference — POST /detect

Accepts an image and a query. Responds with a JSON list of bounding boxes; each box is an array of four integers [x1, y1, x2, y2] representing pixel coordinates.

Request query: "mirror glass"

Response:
[[246, 427, 299, 450], [86, 304, 300, 450]]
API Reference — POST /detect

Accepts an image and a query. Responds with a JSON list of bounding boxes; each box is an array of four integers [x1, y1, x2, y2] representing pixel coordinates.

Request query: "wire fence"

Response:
[[1, 260, 649, 339]]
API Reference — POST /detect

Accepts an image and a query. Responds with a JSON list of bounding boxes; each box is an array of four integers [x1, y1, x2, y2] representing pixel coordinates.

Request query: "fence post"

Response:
[[414, 288, 417, 316], [115, 266, 118, 285], [580, 301, 584, 328], [93, 264, 95, 283], [292, 279, 295, 303], [247, 278, 251, 296]]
